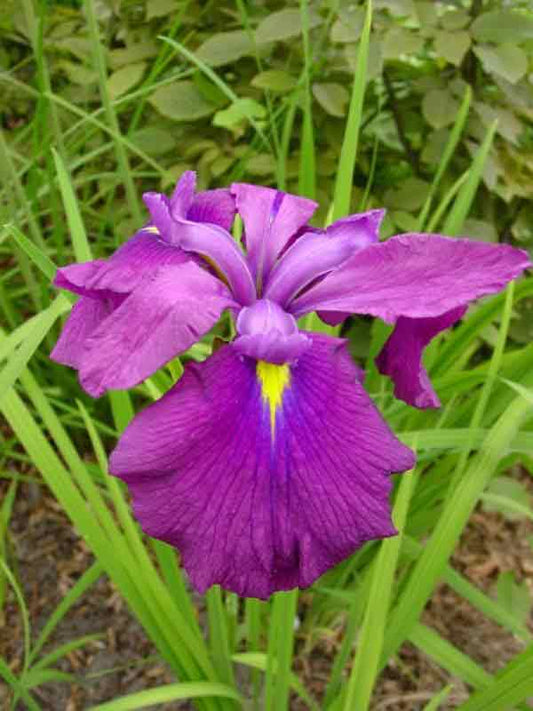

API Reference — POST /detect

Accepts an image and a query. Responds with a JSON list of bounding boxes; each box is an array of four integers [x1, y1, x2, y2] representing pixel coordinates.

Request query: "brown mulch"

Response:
[[1, 470, 532, 711]]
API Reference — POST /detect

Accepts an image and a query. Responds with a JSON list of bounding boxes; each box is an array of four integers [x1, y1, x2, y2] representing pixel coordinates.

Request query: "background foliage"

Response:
[[1, 0, 533, 709]]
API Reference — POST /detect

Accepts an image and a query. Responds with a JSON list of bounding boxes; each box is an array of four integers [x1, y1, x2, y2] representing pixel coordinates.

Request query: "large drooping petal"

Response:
[[264, 210, 384, 307], [376, 306, 467, 409], [231, 183, 318, 285], [54, 231, 188, 300], [77, 261, 236, 397], [291, 234, 531, 321], [110, 335, 414, 599], [51, 297, 114, 369]]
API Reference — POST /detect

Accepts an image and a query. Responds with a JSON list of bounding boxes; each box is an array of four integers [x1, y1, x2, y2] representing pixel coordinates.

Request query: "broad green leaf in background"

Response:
[[330, 7, 365, 43], [255, 8, 321, 44], [382, 27, 424, 59], [440, 8, 470, 30], [471, 10, 533, 43], [145, 0, 176, 20], [196, 31, 254, 67], [473, 45, 528, 85], [130, 127, 177, 157], [213, 98, 266, 131], [149, 81, 217, 121], [312, 83, 349, 117], [251, 70, 297, 92], [107, 63, 146, 100], [422, 88, 460, 129], [434, 30, 471, 67]]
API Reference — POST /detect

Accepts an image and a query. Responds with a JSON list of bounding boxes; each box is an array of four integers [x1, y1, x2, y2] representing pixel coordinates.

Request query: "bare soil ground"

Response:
[[1, 471, 532, 711]]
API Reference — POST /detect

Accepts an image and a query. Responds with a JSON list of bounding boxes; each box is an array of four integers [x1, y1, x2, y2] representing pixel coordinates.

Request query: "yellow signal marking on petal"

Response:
[[144, 225, 160, 234], [256, 361, 290, 436]]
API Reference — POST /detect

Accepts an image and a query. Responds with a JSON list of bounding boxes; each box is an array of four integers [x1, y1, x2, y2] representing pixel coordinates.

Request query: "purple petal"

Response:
[[376, 306, 467, 409], [170, 170, 196, 218], [78, 261, 236, 397], [264, 210, 384, 307], [231, 183, 318, 283], [291, 234, 531, 321], [110, 334, 414, 599], [51, 297, 113, 369], [317, 310, 351, 326], [188, 189, 236, 232], [234, 299, 310, 364], [169, 218, 256, 306], [55, 231, 188, 299], [144, 176, 236, 235]]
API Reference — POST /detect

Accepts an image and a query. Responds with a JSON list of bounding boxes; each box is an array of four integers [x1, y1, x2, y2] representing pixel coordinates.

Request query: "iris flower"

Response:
[[52, 172, 530, 599]]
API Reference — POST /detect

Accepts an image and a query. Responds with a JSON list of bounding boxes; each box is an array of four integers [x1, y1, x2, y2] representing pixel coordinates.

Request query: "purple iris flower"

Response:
[[52, 171, 530, 599]]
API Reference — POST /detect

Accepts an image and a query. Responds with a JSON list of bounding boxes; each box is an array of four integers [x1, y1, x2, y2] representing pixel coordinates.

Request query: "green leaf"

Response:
[[312, 82, 349, 117], [415, 2, 438, 28], [377, 0, 415, 18], [331, 0, 373, 221], [146, 0, 176, 20], [130, 127, 176, 157], [245, 153, 276, 176], [330, 7, 365, 43], [473, 44, 528, 85], [195, 30, 254, 67], [255, 8, 321, 44], [213, 98, 266, 130], [109, 41, 158, 69], [496, 571, 531, 627], [422, 88, 460, 129], [440, 8, 470, 31], [106, 62, 146, 100], [89, 682, 242, 711], [385, 177, 431, 211], [483, 476, 533, 521], [462, 218, 497, 243], [471, 10, 533, 44], [149, 81, 216, 121], [251, 70, 297, 92], [382, 27, 424, 59], [474, 103, 523, 145], [455, 645, 533, 710], [52, 148, 92, 262], [434, 30, 470, 66]]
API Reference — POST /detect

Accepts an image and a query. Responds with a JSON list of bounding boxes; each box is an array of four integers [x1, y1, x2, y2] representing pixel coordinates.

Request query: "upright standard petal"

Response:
[[291, 234, 531, 321], [231, 183, 318, 285], [188, 189, 236, 232], [110, 335, 414, 599], [78, 261, 236, 397], [375, 307, 467, 409], [265, 210, 384, 307]]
